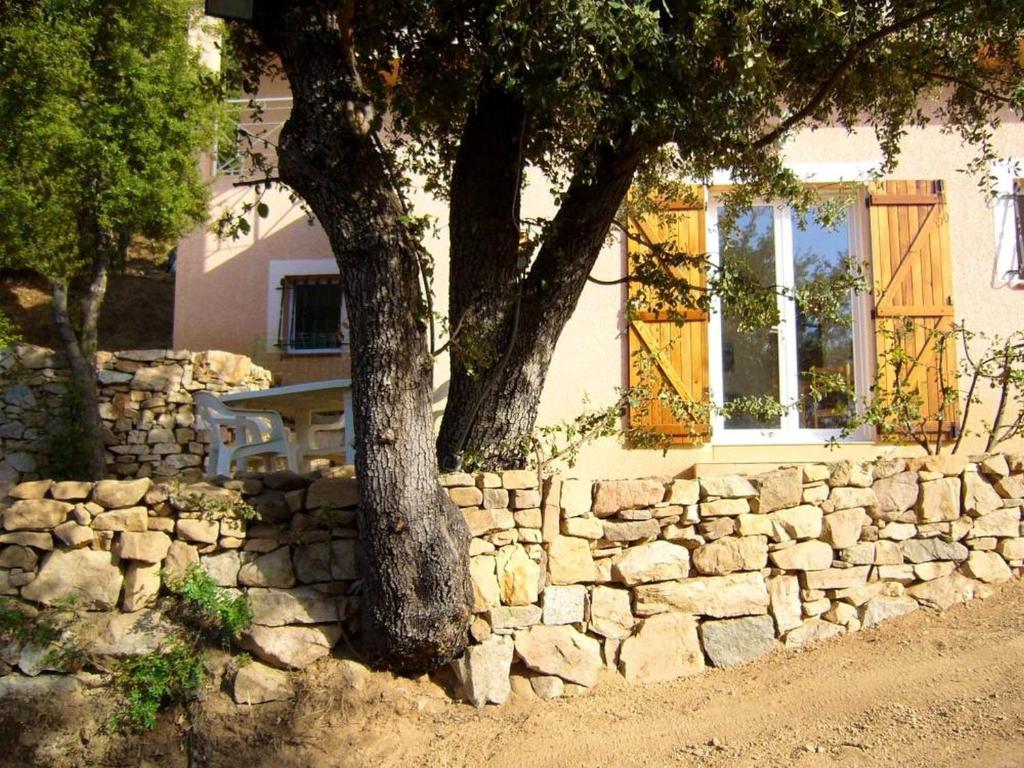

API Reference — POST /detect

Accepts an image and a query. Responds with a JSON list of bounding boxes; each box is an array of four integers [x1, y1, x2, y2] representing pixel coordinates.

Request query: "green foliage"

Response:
[[827, 323, 1024, 454], [169, 563, 253, 645], [110, 638, 206, 734], [40, 382, 96, 481], [0, 309, 21, 349], [170, 483, 260, 522], [0, 0, 220, 281], [0, 597, 60, 646]]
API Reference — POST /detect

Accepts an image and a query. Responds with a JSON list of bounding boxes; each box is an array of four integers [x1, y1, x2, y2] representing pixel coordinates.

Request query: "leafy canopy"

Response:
[[0, 0, 220, 280], [323, 1, 1024, 204]]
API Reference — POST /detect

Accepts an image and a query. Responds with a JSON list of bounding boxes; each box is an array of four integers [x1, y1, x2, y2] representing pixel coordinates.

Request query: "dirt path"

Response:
[[8, 579, 1024, 767], [190, 578, 1024, 768]]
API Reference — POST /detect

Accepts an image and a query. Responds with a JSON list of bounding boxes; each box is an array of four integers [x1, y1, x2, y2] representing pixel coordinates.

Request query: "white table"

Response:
[[221, 378, 355, 467]]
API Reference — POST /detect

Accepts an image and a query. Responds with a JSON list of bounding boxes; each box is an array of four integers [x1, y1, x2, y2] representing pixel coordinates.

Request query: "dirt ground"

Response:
[[5, 578, 1024, 768]]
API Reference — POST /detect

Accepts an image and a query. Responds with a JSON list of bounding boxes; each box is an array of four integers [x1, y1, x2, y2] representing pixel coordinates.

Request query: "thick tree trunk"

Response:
[[254, 6, 471, 673], [50, 252, 109, 480], [438, 137, 644, 468]]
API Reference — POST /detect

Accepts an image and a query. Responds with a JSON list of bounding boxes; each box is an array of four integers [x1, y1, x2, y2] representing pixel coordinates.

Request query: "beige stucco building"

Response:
[[174, 100, 1024, 478]]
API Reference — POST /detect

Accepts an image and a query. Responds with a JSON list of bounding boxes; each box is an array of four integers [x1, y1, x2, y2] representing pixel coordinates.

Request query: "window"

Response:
[[277, 275, 347, 353], [992, 160, 1024, 288], [706, 201, 869, 441]]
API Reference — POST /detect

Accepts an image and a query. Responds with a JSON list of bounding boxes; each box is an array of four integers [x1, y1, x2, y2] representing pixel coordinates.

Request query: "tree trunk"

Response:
[[253, 6, 472, 673], [49, 250, 109, 480], [438, 136, 644, 468], [436, 86, 527, 470]]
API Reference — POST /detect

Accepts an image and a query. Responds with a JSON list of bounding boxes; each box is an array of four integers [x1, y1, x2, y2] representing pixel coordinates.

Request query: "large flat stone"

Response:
[[620, 613, 704, 683], [699, 615, 778, 667], [784, 619, 844, 649], [769, 540, 833, 571], [900, 538, 968, 563], [542, 585, 587, 625], [22, 549, 122, 609], [248, 587, 341, 626], [691, 536, 767, 576], [233, 661, 295, 704], [514, 625, 602, 687], [962, 551, 1012, 583], [496, 544, 540, 606], [238, 547, 295, 588], [589, 586, 635, 639], [634, 572, 769, 618], [117, 531, 172, 563], [547, 536, 597, 584], [872, 472, 920, 519], [906, 573, 977, 610], [241, 624, 341, 670], [750, 467, 803, 513], [770, 505, 823, 540], [591, 479, 666, 515], [916, 478, 961, 522], [860, 595, 918, 628], [611, 541, 690, 585], [451, 635, 514, 707], [91, 478, 152, 509], [699, 475, 756, 499], [3, 499, 72, 531]]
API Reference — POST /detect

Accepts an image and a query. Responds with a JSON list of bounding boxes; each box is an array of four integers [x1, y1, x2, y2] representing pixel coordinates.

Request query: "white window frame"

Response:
[[266, 259, 348, 355], [706, 198, 873, 445], [991, 159, 1024, 289]]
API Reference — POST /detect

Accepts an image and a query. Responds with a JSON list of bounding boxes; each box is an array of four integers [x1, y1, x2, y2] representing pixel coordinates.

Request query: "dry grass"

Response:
[[0, 268, 174, 352]]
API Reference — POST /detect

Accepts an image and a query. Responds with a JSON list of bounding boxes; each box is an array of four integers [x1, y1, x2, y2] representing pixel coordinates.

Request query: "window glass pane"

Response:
[[292, 280, 343, 349], [793, 208, 854, 429], [719, 206, 781, 429]]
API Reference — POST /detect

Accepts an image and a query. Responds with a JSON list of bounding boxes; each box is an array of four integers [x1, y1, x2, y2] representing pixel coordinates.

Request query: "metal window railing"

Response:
[[215, 96, 292, 177]]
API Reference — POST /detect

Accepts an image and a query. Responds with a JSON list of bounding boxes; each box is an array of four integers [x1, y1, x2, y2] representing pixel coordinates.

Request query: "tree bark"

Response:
[[253, 4, 472, 673], [49, 248, 109, 480], [436, 86, 527, 469], [438, 135, 645, 468]]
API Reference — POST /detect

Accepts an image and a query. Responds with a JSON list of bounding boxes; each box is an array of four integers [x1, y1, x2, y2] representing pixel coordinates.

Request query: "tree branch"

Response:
[[751, 3, 954, 150]]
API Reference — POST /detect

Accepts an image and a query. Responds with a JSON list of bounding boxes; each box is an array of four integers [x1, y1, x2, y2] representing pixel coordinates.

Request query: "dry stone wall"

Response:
[[0, 453, 1022, 705], [447, 454, 1024, 705], [0, 345, 272, 489]]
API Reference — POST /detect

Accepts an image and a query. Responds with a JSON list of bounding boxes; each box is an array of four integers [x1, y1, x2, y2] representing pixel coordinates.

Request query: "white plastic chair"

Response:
[[193, 392, 299, 476], [298, 414, 347, 470]]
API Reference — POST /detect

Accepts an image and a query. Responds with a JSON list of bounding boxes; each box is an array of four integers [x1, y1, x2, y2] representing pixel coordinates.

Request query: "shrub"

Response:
[[110, 639, 206, 733], [170, 564, 253, 645]]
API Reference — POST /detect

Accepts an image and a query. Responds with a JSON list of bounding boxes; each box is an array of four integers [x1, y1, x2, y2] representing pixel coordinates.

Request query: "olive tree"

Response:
[[226, 1, 1024, 671]]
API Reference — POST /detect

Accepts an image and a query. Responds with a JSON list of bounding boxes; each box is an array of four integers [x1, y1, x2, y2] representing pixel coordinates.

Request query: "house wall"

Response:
[[173, 117, 1024, 478]]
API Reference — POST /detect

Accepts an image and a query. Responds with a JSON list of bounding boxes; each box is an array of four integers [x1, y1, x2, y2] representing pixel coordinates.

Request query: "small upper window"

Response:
[[277, 275, 347, 353]]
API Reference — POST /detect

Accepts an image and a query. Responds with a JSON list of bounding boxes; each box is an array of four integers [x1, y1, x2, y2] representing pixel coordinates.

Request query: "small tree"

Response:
[[0, 0, 219, 478]]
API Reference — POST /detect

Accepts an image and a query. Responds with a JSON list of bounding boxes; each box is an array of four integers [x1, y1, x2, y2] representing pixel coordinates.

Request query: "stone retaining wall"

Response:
[[0, 345, 273, 489], [0, 453, 1022, 704]]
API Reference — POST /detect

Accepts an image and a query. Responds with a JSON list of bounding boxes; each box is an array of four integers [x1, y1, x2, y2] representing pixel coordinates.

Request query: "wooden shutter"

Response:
[[627, 196, 710, 443], [867, 179, 959, 437]]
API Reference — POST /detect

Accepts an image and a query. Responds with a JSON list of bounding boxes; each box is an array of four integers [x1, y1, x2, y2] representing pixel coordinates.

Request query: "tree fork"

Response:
[[438, 135, 644, 468]]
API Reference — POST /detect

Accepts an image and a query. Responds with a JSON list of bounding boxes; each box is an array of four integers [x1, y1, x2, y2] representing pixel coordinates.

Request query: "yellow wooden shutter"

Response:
[[867, 179, 959, 437], [627, 196, 710, 443]]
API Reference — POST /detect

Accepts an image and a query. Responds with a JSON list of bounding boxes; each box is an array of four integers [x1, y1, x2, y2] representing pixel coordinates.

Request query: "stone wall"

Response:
[[0, 345, 273, 489], [0, 454, 1022, 704]]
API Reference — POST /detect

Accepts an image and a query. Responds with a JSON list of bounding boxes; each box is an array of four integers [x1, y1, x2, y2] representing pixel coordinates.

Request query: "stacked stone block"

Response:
[[449, 454, 1024, 705], [0, 345, 272, 488], [1, 453, 1022, 705], [0, 471, 360, 679]]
